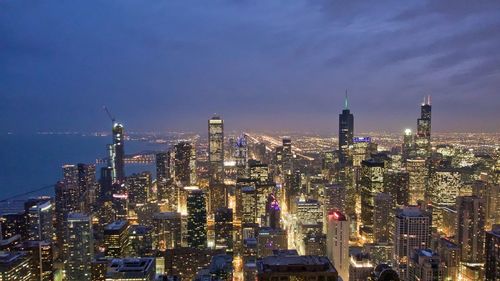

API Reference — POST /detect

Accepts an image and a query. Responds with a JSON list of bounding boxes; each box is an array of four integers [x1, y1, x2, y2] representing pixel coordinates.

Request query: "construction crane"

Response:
[[103, 106, 115, 123]]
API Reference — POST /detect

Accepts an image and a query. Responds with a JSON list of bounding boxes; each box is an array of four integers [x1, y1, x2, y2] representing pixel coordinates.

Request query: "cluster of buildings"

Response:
[[0, 96, 499, 281]]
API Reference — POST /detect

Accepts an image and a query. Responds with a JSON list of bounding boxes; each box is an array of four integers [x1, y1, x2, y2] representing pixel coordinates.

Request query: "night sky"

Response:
[[1, 1, 500, 134]]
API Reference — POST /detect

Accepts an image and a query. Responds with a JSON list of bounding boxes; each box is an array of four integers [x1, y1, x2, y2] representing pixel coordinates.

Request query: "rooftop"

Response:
[[129, 225, 152, 235], [153, 212, 181, 220], [328, 210, 347, 221], [397, 206, 427, 218], [241, 186, 256, 192], [257, 255, 336, 273], [258, 227, 286, 236], [104, 220, 128, 231], [108, 258, 154, 274], [67, 212, 89, 221], [0, 251, 24, 264]]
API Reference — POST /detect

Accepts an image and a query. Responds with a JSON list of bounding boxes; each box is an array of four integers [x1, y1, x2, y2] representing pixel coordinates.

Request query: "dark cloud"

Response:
[[1, 0, 499, 134]]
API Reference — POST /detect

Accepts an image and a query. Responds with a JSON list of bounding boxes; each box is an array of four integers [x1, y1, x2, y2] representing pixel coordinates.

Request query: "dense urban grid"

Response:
[[0, 97, 499, 281]]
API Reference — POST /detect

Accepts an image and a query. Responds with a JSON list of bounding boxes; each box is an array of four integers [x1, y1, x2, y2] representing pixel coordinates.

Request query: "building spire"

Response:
[[344, 89, 348, 110]]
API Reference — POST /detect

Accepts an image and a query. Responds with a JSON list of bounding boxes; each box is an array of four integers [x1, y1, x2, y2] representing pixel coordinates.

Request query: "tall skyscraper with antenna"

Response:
[[338, 91, 354, 167], [415, 95, 432, 158]]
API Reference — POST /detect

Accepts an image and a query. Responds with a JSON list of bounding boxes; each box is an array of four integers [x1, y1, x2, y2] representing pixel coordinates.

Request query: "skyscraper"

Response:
[[234, 134, 248, 175], [128, 225, 153, 257], [55, 165, 81, 253], [238, 186, 257, 224], [394, 207, 431, 280], [108, 120, 125, 181], [156, 152, 170, 182], [339, 92, 354, 167], [112, 122, 125, 181], [327, 211, 350, 281], [360, 159, 385, 238], [152, 212, 182, 251], [214, 207, 234, 251], [373, 193, 394, 244], [103, 220, 129, 258], [456, 196, 486, 264], [406, 159, 427, 205], [402, 129, 414, 162], [265, 194, 280, 229], [156, 152, 173, 203], [323, 184, 346, 232], [187, 188, 207, 249], [65, 213, 93, 281], [383, 169, 409, 207], [126, 172, 152, 206], [99, 166, 114, 198], [437, 238, 460, 281], [173, 141, 195, 186], [485, 226, 500, 281], [208, 115, 224, 183], [25, 199, 54, 242], [282, 137, 293, 176], [415, 96, 431, 158], [15, 241, 53, 281]]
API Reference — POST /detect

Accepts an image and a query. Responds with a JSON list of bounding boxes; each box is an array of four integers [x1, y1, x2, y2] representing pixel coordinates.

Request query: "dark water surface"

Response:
[[0, 134, 165, 200]]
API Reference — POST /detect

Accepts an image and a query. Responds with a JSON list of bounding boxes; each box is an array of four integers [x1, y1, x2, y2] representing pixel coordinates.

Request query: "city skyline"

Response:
[[2, 1, 500, 133], [1, 2, 499, 280]]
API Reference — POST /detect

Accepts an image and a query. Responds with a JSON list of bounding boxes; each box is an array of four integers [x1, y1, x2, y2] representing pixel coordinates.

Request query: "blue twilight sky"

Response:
[[1, 0, 500, 134]]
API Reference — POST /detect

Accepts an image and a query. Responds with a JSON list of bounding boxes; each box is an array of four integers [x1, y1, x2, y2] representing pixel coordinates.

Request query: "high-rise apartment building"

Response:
[[173, 141, 196, 187], [15, 241, 53, 281], [327, 211, 350, 281], [25, 199, 54, 242], [456, 196, 486, 264], [394, 207, 431, 280], [65, 213, 93, 281]]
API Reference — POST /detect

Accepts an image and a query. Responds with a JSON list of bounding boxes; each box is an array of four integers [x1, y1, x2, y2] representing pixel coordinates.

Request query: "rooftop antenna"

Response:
[[103, 106, 115, 123], [428, 95, 431, 105], [344, 89, 349, 110]]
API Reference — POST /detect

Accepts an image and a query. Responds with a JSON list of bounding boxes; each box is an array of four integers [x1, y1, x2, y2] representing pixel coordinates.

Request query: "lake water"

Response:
[[0, 134, 166, 200]]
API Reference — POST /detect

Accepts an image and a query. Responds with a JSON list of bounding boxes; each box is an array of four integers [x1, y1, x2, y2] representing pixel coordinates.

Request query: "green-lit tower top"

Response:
[[344, 89, 349, 110]]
